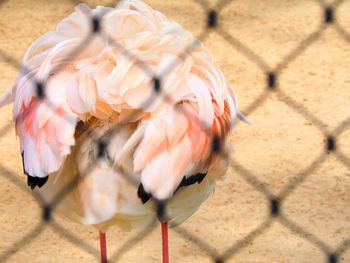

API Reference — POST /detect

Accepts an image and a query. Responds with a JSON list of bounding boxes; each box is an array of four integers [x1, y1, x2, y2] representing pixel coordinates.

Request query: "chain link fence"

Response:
[[0, 0, 349, 262]]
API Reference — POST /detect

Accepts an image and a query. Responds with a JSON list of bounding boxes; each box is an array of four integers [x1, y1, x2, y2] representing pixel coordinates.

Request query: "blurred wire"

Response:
[[0, 0, 349, 262]]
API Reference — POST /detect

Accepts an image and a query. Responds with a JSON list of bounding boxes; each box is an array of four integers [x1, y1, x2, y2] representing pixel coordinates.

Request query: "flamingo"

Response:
[[0, 1, 245, 262]]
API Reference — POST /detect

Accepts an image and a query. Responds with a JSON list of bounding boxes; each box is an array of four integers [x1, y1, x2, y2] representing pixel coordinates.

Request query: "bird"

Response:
[[0, 1, 246, 262]]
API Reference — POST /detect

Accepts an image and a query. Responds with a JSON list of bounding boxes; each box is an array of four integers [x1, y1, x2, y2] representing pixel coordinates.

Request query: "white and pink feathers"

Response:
[[0, 0, 242, 226]]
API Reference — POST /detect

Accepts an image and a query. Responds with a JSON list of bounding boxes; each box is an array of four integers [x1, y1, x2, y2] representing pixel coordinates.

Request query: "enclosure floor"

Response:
[[0, 0, 349, 262]]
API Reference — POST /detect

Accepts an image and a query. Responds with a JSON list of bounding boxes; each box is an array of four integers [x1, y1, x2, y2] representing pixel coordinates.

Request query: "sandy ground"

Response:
[[0, 0, 350, 262]]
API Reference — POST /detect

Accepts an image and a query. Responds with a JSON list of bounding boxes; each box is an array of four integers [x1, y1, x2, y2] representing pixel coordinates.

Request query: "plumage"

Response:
[[0, 0, 245, 233]]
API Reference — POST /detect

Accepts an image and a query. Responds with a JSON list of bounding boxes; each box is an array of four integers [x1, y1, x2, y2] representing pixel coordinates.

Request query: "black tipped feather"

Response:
[[137, 183, 152, 204], [182, 173, 207, 187], [175, 172, 208, 193], [21, 151, 49, 190], [137, 172, 207, 204], [27, 176, 49, 190]]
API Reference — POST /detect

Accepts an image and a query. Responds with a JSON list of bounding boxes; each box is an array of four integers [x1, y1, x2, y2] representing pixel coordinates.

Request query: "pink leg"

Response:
[[161, 222, 169, 263], [99, 230, 108, 263]]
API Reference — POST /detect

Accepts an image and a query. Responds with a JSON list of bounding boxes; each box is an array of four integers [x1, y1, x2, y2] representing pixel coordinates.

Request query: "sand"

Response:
[[0, 0, 349, 262]]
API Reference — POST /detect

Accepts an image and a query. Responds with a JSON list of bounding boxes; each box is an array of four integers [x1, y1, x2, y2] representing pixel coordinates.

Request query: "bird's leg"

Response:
[[161, 221, 169, 263], [99, 230, 108, 263]]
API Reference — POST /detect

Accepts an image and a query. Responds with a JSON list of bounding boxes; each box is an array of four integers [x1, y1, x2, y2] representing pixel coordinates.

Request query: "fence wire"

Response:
[[0, 0, 349, 262]]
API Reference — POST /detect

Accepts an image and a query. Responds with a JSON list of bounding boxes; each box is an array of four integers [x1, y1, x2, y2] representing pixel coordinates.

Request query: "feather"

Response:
[[133, 120, 167, 172], [186, 73, 215, 128], [0, 84, 16, 107]]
